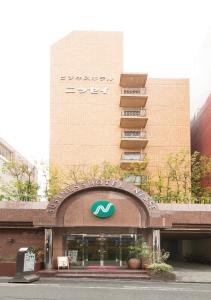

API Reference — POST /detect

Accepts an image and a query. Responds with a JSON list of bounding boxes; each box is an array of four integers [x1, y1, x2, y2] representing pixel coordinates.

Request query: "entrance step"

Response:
[[38, 269, 151, 280]]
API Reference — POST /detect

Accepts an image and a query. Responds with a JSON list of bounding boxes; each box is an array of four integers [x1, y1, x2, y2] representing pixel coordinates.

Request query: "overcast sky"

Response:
[[0, 0, 211, 164]]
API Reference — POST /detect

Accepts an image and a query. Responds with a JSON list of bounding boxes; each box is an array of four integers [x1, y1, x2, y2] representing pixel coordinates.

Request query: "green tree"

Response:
[[45, 161, 130, 200], [191, 151, 211, 198], [43, 150, 211, 203], [130, 150, 191, 203], [0, 161, 39, 201]]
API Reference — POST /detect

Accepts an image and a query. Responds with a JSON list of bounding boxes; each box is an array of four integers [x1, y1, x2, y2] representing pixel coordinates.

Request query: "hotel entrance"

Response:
[[64, 234, 137, 267]]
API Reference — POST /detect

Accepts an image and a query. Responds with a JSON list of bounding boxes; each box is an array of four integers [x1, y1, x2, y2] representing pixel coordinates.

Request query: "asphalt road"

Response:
[[0, 278, 211, 300]]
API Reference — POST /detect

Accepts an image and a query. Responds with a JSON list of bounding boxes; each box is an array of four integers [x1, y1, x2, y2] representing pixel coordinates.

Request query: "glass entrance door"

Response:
[[85, 236, 120, 266], [64, 234, 137, 267], [103, 237, 120, 266], [86, 237, 101, 266]]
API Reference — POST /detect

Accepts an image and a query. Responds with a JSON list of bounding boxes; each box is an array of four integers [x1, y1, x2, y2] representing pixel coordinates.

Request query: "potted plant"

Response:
[[141, 241, 151, 269], [127, 240, 150, 269]]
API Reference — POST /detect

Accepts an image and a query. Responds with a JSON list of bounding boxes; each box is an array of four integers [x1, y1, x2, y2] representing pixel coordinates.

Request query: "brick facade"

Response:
[[0, 228, 44, 261]]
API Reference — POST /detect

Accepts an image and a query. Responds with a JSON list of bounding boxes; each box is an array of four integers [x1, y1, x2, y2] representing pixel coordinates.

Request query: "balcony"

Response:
[[120, 88, 148, 107], [120, 131, 148, 149], [120, 109, 148, 128], [120, 152, 146, 169], [120, 73, 148, 88]]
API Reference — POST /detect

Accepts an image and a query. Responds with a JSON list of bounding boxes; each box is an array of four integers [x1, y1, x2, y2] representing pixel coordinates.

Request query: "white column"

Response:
[[152, 229, 161, 263]]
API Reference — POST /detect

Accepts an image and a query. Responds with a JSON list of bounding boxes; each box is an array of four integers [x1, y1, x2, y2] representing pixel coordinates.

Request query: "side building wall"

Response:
[[191, 94, 211, 156]]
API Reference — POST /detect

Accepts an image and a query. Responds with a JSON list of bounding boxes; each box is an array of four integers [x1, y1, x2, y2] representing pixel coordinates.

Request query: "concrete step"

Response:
[[38, 269, 151, 280], [55, 273, 151, 279]]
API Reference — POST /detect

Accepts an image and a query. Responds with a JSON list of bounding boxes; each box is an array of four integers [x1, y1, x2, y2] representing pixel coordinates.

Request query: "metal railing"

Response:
[[121, 152, 146, 161], [121, 131, 147, 139], [121, 109, 147, 117], [121, 87, 147, 95]]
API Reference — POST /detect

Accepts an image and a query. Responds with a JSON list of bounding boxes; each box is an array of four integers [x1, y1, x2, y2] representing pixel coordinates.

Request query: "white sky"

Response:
[[0, 0, 211, 164]]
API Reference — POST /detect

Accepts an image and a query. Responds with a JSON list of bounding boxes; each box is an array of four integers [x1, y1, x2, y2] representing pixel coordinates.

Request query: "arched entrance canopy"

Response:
[[47, 179, 159, 218]]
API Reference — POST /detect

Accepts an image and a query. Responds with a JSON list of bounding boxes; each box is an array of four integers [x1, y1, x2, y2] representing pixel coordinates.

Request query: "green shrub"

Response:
[[148, 262, 173, 273]]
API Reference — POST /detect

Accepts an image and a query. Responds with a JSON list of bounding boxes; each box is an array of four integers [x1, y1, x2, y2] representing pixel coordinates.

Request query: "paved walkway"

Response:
[[173, 262, 211, 283], [1, 262, 211, 283]]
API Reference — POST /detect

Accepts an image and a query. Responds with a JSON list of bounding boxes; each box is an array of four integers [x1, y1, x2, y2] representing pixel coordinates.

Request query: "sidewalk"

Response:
[[1, 262, 211, 283], [173, 262, 211, 283]]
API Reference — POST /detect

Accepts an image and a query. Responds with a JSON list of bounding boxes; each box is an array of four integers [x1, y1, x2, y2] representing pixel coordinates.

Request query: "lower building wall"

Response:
[[0, 228, 45, 262]]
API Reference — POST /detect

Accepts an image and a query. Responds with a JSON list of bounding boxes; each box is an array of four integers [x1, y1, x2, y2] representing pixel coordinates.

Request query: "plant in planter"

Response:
[[153, 249, 170, 264], [127, 240, 151, 269], [148, 262, 173, 273], [148, 250, 175, 281], [148, 262, 175, 281], [141, 241, 151, 269]]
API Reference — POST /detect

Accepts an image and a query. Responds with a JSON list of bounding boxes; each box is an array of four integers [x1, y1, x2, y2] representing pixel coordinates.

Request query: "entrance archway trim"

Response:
[[47, 179, 159, 217]]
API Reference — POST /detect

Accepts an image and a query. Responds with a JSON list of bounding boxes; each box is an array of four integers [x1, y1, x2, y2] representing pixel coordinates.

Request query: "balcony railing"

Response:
[[121, 87, 147, 96], [121, 152, 146, 161], [121, 131, 147, 139], [120, 88, 148, 108], [120, 109, 148, 128], [121, 109, 147, 117], [120, 131, 148, 149]]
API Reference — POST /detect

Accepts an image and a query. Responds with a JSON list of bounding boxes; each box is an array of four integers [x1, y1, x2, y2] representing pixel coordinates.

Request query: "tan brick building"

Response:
[[3, 32, 206, 277], [50, 31, 190, 179]]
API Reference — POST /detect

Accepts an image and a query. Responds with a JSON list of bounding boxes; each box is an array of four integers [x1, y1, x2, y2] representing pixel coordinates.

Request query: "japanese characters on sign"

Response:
[[59, 75, 114, 95], [65, 87, 108, 94], [60, 75, 114, 82], [23, 252, 35, 272]]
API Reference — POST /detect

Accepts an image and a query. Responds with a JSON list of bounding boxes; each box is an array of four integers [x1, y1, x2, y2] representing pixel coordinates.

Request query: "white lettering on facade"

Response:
[[47, 180, 158, 214], [60, 75, 114, 82], [65, 87, 109, 94]]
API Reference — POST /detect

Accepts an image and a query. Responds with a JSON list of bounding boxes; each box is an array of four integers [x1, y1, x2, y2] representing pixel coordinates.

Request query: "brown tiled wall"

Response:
[[0, 228, 44, 261]]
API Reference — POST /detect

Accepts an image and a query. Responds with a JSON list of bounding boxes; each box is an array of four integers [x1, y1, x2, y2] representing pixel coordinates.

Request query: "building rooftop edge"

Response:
[[51, 30, 123, 47], [0, 136, 35, 167]]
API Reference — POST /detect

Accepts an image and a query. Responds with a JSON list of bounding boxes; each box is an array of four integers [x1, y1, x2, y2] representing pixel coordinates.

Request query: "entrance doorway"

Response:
[[64, 234, 136, 267]]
